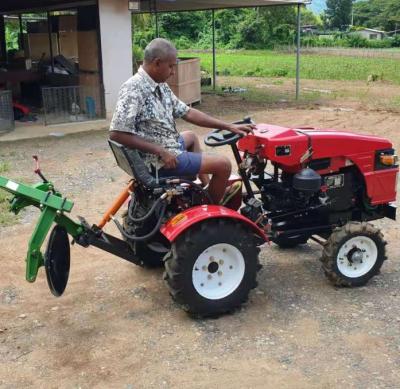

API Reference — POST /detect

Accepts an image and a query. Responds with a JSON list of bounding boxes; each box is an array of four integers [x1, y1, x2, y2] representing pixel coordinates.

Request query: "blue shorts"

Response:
[[158, 136, 202, 178]]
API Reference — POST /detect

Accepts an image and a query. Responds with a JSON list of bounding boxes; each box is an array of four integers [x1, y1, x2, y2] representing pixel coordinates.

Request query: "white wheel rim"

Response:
[[337, 236, 378, 278], [192, 243, 245, 300]]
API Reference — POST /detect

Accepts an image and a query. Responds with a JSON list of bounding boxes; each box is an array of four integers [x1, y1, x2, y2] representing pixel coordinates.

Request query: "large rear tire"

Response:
[[320, 222, 387, 287], [123, 211, 168, 268], [164, 219, 261, 317]]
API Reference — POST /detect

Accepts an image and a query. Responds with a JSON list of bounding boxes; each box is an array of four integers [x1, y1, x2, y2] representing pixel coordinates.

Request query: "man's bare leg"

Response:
[[199, 153, 231, 204], [181, 130, 210, 186]]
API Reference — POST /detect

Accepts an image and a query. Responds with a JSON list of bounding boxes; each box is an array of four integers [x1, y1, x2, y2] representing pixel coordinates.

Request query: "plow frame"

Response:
[[0, 176, 83, 282]]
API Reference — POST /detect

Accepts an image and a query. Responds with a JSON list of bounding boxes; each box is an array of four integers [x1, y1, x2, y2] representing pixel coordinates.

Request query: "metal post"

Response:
[[296, 4, 301, 100], [47, 12, 54, 73], [155, 13, 159, 37], [18, 14, 24, 51], [0, 15, 7, 63], [73, 86, 78, 122], [212, 9, 216, 90]]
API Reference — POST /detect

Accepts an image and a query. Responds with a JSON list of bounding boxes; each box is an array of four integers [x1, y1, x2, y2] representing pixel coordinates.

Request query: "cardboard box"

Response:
[[59, 15, 77, 32], [59, 31, 78, 61], [77, 30, 99, 72], [24, 33, 59, 61], [167, 57, 201, 105]]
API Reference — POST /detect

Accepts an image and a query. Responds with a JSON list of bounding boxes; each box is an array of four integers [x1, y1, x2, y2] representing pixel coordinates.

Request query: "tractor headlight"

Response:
[[380, 154, 398, 166]]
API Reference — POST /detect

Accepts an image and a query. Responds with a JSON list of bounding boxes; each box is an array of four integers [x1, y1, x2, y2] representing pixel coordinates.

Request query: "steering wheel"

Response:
[[204, 128, 243, 147]]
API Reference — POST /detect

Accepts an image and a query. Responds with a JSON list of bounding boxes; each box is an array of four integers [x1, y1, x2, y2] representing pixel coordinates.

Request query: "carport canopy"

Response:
[[131, 0, 309, 12], [1, 1, 309, 13], [130, 0, 309, 98], [0, 0, 310, 100]]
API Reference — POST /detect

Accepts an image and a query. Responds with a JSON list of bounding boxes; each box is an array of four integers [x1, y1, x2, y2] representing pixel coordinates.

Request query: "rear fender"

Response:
[[160, 205, 268, 243]]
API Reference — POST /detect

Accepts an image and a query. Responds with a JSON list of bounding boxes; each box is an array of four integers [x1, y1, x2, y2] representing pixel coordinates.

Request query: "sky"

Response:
[[308, 0, 326, 14]]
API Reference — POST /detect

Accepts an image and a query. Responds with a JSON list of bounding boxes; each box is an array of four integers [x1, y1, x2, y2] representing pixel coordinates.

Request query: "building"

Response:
[[0, 0, 307, 130], [301, 24, 319, 35], [353, 28, 386, 40], [1, 0, 132, 126]]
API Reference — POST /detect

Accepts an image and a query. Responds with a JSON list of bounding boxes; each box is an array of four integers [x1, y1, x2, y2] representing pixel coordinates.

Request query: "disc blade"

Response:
[[45, 225, 70, 297]]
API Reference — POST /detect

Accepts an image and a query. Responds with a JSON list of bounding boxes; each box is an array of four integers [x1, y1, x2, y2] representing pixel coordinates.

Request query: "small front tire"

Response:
[[320, 222, 387, 287]]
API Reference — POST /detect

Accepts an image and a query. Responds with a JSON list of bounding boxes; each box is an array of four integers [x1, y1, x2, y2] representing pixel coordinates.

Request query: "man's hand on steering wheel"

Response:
[[227, 123, 256, 136]]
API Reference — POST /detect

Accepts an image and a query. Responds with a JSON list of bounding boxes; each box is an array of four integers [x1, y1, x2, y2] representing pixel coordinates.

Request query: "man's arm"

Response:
[[109, 131, 178, 169], [183, 108, 255, 135]]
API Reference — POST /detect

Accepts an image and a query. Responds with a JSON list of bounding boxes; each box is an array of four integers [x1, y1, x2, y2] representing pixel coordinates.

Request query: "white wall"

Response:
[[98, 0, 132, 117], [357, 30, 384, 40]]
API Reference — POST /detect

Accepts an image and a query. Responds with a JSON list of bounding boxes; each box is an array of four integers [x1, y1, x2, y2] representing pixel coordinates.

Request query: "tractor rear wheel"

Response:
[[320, 222, 387, 287], [134, 239, 168, 268], [164, 219, 261, 317], [123, 211, 168, 268]]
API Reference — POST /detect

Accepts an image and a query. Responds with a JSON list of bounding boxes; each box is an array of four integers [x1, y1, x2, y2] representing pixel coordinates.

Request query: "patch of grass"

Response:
[[181, 50, 400, 84], [0, 161, 10, 174], [389, 96, 400, 110], [272, 80, 284, 85], [0, 190, 15, 227]]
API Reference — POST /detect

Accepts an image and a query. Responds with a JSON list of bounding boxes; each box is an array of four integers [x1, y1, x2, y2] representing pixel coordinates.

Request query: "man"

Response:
[[109, 38, 254, 204]]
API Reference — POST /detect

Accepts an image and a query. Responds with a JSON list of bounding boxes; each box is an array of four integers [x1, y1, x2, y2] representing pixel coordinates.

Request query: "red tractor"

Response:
[[106, 118, 398, 316], [1, 119, 398, 317]]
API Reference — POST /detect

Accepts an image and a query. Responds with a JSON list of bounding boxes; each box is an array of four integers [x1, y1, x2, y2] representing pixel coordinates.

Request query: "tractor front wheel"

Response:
[[164, 219, 260, 317], [320, 222, 387, 287]]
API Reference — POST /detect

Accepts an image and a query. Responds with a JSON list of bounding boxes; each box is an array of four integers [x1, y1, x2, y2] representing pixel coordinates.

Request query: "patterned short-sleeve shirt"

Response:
[[110, 66, 190, 169]]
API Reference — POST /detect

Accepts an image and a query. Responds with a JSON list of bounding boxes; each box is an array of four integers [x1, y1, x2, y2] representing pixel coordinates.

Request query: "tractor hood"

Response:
[[238, 124, 393, 169]]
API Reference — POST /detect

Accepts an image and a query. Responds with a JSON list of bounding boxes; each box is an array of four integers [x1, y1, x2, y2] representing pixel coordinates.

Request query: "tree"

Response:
[[353, 0, 378, 28], [376, 0, 400, 31], [159, 11, 207, 42], [301, 8, 323, 28], [353, 0, 400, 31], [326, 0, 353, 30], [131, 6, 320, 50], [5, 19, 19, 51]]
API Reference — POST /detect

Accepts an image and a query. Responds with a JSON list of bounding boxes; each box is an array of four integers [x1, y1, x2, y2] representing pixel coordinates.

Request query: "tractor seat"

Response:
[[108, 139, 161, 188]]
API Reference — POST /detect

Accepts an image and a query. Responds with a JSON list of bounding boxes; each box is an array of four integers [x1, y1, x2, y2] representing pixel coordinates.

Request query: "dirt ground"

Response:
[[1, 88, 400, 388]]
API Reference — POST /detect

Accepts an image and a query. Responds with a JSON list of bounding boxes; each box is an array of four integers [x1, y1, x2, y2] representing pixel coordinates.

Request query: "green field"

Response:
[[181, 50, 400, 84]]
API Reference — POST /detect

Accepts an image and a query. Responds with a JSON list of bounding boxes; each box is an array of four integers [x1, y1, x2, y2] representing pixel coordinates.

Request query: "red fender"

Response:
[[160, 205, 268, 243]]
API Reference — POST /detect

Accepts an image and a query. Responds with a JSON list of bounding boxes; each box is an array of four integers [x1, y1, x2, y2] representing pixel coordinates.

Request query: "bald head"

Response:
[[144, 38, 177, 64]]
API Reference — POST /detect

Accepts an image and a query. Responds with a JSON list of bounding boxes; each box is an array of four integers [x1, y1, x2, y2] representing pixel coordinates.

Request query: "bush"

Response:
[[344, 34, 392, 49], [343, 34, 369, 48], [244, 70, 255, 77], [220, 68, 231, 76], [391, 35, 400, 48], [174, 36, 193, 50], [367, 39, 392, 49], [270, 68, 289, 77], [132, 45, 144, 62]]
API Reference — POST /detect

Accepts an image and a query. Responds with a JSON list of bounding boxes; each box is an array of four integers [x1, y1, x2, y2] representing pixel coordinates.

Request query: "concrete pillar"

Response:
[[98, 0, 132, 117]]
